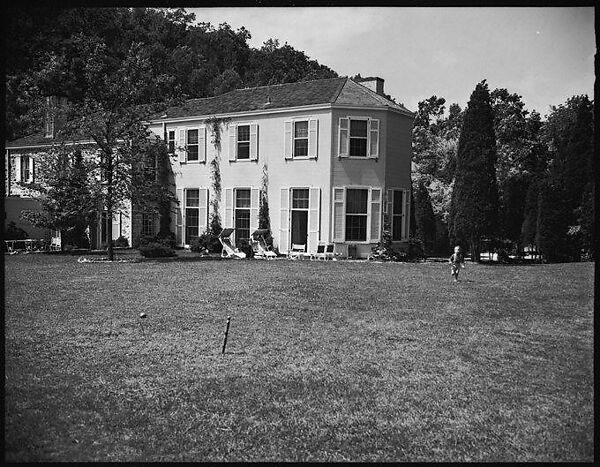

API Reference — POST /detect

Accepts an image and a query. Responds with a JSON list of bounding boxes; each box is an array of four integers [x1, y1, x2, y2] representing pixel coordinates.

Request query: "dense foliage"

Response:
[[5, 7, 337, 141], [413, 85, 594, 263]]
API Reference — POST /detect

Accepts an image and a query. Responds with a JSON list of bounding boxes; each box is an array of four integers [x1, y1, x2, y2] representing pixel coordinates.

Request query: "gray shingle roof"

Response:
[[7, 77, 413, 148], [152, 77, 413, 121]]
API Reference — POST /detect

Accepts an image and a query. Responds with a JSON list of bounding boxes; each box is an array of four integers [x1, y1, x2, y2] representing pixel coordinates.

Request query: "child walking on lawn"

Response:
[[449, 246, 465, 282]]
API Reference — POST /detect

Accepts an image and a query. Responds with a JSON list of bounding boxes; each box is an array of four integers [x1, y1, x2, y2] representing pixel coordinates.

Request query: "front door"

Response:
[[291, 188, 309, 249], [291, 210, 308, 247]]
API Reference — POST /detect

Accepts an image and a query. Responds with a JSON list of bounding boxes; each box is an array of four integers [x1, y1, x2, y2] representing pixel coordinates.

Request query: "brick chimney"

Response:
[[357, 76, 385, 96]]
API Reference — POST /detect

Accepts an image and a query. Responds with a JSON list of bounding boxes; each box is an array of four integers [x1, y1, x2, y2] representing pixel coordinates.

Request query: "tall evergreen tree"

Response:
[[413, 178, 436, 256], [449, 80, 499, 261]]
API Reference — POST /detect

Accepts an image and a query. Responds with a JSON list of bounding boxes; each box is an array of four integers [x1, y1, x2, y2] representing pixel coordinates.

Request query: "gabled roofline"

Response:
[[145, 101, 414, 126]]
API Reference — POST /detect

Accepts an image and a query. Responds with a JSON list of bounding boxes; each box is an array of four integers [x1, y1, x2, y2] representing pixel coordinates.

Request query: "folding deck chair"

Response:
[[219, 228, 247, 259], [251, 229, 277, 259]]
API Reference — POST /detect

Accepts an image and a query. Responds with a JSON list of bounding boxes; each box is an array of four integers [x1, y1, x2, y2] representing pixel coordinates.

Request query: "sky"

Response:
[[188, 7, 595, 116]]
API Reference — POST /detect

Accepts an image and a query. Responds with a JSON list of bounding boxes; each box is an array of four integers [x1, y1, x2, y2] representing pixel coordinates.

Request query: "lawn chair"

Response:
[[251, 229, 277, 259], [288, 243, 307, 260], [219, 228, 247, 259], [312, 243, 326, 260], [324, 243, 336, 260], [50, 232, 61, 251]]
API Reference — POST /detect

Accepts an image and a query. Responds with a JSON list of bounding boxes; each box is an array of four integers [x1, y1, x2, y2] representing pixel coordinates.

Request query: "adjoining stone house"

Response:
[[5, 76, 415, 257]]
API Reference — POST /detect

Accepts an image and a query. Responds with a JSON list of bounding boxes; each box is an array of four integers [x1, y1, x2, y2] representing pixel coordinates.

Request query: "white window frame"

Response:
[[284, 118, 318, 160], [338, 116, 380, 159], [167, 130, 176, 155], [186, 129, 200, 162], [236, 124, 251, 160], [332, 186, 382, 244], [388, 188, 411, 242], [20, 155, 34, 183], [178, 127, 206, 164], [292, 121, 309, 158], [229, 122, 258, 162]]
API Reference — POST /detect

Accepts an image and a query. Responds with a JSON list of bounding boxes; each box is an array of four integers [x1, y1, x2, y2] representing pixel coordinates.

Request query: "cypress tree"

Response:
[[449, 80, 499, 261], [413, 178, 436, 256]]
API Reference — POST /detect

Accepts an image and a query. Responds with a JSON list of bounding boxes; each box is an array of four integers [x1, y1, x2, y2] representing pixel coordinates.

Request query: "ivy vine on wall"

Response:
[[204, 117, 230, 235]]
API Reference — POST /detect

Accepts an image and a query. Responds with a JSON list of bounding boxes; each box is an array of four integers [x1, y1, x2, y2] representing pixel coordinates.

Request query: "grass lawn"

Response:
[[4, 252, 594, 462]]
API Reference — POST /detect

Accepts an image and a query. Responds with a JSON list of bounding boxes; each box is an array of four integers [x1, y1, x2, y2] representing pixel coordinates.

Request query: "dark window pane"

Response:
[[294, 138, 308, 157], [238, 125, 250, 142], [186, 189, 200, 207], [350, 120, 367, 137], [393, 190, 403, 215], [236, 189, 251, 208], [392, 215, 403, 241], [349, 138, 367, 157], [186, 208, 199, 244], [235, 209, 250, 246], [187, 129, 198, 144], [187, 145, 198, 161], [346, 189, 368, 214], [294, 121, 308, 138], [237, 142, 250, 159], [345, 215, 367, 241]]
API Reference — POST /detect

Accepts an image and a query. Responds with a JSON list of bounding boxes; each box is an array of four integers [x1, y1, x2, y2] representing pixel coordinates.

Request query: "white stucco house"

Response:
[[5, 76, 414, 257], [146, 76, 415, 258]]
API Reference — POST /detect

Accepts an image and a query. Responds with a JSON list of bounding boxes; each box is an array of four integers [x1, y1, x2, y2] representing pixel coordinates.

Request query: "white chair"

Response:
[[288, 244, 306, 260]]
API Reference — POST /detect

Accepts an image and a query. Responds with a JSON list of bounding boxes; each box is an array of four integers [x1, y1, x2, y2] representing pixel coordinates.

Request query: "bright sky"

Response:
[[188, 7, 595, 117]]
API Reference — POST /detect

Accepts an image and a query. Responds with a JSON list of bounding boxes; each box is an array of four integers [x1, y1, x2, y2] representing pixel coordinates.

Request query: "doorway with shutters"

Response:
[[290, 188, 309, 249]]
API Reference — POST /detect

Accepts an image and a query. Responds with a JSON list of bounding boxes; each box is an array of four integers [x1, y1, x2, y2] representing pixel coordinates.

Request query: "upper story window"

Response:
[[284, 119, 318, 160], [187, 129, 199, 161], [293, 121, 309, 157], [237, 125, 250, 160], [338, 117, 379, 159], [167, 130, 176, 155], [349, 120, 368, 157], [229, 123, 258, 161], [177, 127, 206, 163]]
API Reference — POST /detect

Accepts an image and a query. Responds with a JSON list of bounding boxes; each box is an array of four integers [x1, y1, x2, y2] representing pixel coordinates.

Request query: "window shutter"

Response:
[[403, 189, 411, 240], [178, 129, 186, 163], [250, 124, 258, 161], [112, 212, 121, 240], [386, 189, 393, 235], [333, 187, 345, 242], [370, 188, 382, 242], [284, 121, 292, 160], [338, 118, 349, 157], [369, 119, 379, 158], [224, 188, 233, 228], [228, 125, 237, 161], [30, 158, 35, 183], [198, 127, 206, 163], [176, 188, 183, 246], [199, 188, 209, 235], [308, 119, 318, 159], [250, 188, 260, 232], [308, 187, 320, 253], [15, 155, 22, 182], [279, 188, 290, 253]]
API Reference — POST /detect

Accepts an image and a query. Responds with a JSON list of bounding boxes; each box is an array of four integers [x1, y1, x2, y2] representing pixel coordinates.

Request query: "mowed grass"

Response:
[[4, 253, 594, 462]]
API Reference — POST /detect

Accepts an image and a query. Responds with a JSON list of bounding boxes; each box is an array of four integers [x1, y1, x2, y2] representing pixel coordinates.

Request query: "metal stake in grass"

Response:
[[139, 312, 147, 338], [222, 316, 231, 354]]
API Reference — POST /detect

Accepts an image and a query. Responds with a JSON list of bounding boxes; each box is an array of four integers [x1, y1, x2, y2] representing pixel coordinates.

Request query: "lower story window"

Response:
[[392, 190, 404, 241], [141, 213, 156, 237], [185, 189, 200, 244], [345, 188, 368, 241], [235, 188, 251, 246]]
